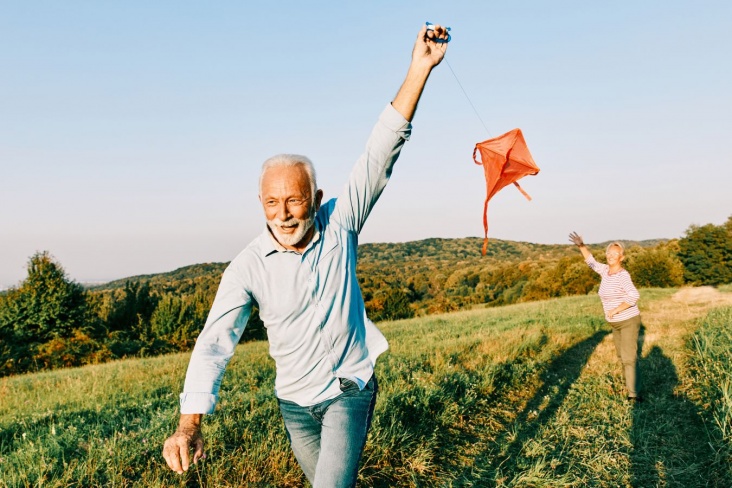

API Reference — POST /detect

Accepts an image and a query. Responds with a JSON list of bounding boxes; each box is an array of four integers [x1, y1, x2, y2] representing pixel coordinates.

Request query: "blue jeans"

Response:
[[278, 375, 378, 488]]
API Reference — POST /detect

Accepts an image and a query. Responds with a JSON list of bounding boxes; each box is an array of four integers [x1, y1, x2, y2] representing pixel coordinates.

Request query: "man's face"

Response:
[[260, 165, 322, 250]]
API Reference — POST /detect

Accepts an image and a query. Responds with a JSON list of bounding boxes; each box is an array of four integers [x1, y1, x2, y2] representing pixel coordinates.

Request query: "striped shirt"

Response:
[[585, 255, 640, 323]]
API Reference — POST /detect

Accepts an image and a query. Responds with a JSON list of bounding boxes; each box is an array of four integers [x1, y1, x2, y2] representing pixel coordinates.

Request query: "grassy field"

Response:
[[1, 286, 731, 487]]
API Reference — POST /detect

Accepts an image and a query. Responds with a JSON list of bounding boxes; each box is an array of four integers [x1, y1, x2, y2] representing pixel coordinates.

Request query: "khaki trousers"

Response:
[[609, 315, 642, 398]]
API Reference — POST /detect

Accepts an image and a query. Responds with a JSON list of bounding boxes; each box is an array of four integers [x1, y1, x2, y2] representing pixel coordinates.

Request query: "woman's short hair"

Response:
[[605, 241, 625, 255], [259, 154, 318, 199]]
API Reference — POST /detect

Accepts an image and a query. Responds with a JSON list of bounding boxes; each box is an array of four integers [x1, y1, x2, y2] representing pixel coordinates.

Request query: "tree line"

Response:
[[1, 216, 729, 377]]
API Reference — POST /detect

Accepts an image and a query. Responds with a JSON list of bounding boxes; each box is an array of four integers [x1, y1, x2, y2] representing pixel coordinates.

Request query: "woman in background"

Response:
[[569, 232, 643, 402]]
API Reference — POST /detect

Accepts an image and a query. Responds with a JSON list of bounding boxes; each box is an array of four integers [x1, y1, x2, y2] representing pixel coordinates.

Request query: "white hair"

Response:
[[259, 154, 318, 199], [606, 241, 625, 255]]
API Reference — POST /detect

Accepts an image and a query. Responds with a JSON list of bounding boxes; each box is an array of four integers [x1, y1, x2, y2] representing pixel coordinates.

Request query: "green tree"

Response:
[[147, 289, 265, 352], [0, 251, 91, 374], [678, 218, 732, 286], [521, 256, 596, 303], [0, 293, 18, 372], [625, 242, 684, 288], [105, 281, 159, 357], [381, 287, 415, 321], [150, 293, 185, 339], [366, 283, 415, 321], [479, 262, 534, 306], [106, 281, 158, 334]]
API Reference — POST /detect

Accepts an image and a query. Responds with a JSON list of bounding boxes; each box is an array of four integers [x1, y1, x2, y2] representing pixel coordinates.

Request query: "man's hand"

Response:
[[162, 414, 204, 474], [392, 23, 450, 121], [412, 24, 449, 69]]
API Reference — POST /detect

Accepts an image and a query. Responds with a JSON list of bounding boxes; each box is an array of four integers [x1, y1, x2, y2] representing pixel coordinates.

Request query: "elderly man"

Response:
[[163, 23, 449, 487]]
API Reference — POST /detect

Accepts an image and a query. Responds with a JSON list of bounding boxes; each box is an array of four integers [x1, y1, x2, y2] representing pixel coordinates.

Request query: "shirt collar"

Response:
[[260, 220, 322, 258]]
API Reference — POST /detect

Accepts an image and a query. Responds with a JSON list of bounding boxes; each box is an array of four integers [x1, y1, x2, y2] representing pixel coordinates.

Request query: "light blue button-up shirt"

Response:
[[180, 104, 412, 413]]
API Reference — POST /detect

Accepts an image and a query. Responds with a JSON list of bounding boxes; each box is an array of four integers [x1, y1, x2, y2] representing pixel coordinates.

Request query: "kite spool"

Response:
[[425, 21, 451, 43]]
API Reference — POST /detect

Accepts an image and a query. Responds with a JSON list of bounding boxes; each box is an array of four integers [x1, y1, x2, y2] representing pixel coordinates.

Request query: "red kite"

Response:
[[473, 128, 540, 255]]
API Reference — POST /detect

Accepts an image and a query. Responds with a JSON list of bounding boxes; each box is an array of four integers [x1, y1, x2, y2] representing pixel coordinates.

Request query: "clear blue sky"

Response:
[[2, 1, 730, 287]]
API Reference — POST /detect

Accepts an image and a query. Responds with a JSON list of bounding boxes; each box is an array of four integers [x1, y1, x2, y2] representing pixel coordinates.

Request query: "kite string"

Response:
[[444, 58, 492, 136]]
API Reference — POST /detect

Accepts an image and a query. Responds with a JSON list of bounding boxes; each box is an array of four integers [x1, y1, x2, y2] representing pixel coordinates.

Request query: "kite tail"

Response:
[[513, 181, 532, 201], [482, 198, 489, 256]]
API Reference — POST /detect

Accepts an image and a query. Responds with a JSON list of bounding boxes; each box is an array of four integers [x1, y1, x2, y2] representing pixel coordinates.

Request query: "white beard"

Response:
[[267, 213, 315, 248]]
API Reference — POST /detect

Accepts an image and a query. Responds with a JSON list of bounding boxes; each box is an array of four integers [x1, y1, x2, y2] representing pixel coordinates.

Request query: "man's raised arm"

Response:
[[391, 24, 449, 122]]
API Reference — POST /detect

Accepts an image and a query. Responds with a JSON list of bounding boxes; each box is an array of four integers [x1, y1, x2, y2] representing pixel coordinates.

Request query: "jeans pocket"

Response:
[[339, 378, 358, 392], [339, 375, 377, 393]]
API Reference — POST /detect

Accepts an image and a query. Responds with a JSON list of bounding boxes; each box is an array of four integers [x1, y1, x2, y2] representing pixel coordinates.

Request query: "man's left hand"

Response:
[[412, 24, 449, 69]]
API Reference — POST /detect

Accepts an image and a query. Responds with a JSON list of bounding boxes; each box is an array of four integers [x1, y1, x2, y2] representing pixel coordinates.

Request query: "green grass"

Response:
[[684, 306, 732, 482], [1, 288, 731, 487]]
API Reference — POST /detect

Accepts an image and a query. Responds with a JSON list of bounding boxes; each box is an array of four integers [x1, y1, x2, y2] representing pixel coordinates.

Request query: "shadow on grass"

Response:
[[454, 329, 610, 484], [630, 341, 730, 487]]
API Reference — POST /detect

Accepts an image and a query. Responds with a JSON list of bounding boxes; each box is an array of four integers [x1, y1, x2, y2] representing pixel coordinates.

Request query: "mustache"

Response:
[[269, 216, 308, 227], [268, 204, 317, 228]]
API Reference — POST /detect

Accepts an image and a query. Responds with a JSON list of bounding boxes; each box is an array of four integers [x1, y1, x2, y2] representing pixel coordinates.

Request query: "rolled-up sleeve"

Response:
[[180, 266, 253, 414], [333, 103, 412, 234]]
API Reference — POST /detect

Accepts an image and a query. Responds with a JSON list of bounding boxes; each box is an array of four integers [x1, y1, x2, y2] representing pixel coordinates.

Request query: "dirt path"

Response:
[[577, 287, 732, 486], [636, 286, 732, 388], [435, 287, 732, 486], [585, 286, 732, 379], [643, 286, 732, 347]]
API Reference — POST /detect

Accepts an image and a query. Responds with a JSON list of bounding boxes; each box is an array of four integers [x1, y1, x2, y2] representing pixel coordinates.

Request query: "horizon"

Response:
[[2, 2, 731, 287], [2, 233, 677, 289]]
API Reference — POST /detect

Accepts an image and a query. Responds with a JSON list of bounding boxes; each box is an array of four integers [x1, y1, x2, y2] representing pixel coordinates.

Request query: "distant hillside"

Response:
[[89, 262, 228, 292], [356, 237, 667, 275], [0, 234, 687, 378], [596, 238, 668, 249], [86, 236, 669, 322], [356, 237, 669, 317], [90, 237, 666, 292]]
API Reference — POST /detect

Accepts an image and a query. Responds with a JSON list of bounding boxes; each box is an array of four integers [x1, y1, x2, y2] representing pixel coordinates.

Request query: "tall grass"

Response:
[[685, 306, 732, 479], [1, 289, 731, 487]]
